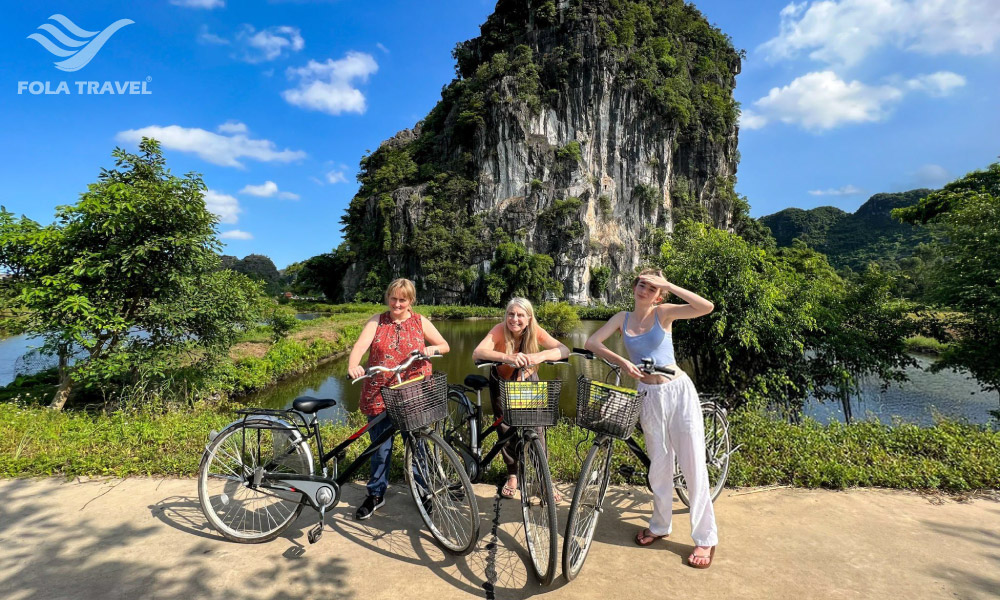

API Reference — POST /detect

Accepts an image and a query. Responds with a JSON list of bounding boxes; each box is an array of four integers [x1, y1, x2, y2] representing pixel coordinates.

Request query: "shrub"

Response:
[[536, 302, 580, 336], [556, 141, 582, 163]]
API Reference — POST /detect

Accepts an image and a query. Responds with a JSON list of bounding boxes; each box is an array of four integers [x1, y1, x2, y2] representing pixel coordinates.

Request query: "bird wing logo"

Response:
[[27, 14, 134, 72]]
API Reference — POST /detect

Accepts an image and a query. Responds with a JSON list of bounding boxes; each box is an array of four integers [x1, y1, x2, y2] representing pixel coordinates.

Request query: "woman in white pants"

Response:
[[585, 268, 718, 568]]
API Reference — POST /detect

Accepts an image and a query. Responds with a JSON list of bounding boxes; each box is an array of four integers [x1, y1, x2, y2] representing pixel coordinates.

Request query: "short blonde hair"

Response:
[[384, 278, 417, 304], [631, 267, 664, 289]]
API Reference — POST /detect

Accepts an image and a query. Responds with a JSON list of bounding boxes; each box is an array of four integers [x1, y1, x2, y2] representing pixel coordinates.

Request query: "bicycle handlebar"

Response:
[[351, 351, 440, 384], [473, 357, 570, 370], [570, 347, 675, 376]]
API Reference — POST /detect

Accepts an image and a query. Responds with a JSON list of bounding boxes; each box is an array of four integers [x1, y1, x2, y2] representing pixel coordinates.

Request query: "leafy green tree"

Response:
[[589, 265, 612, 300], [290, 246, 354, 301], [536, 301, 580, 336], [658, 222, 915, 412], [0, 139, 267, 409], [893, 162, 1000, 402], [483, 242, 562, 306]]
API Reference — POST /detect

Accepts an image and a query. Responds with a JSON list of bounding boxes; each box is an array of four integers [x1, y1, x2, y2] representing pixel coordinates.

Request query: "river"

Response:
[[241, 319, 997, 427]]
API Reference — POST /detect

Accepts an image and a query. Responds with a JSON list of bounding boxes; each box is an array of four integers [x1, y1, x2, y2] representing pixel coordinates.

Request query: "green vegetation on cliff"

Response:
[[332, 0, 742, 305]]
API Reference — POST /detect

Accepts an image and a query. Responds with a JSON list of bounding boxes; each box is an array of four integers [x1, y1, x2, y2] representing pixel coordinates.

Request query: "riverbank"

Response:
[[2, 402, 997, 491], [1, 477, 996, 599]]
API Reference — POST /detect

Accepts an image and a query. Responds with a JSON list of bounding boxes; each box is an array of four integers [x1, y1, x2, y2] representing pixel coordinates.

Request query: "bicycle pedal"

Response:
[[308, 523, 323, 544], [618, 465, 637, 478]]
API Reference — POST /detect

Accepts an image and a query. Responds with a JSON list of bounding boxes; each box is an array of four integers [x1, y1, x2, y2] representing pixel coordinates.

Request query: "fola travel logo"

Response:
[[18, 14, 151, 96], [28, 14, 133, 72]]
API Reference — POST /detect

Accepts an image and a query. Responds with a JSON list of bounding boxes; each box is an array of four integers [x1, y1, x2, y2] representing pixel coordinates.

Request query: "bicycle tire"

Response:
[[563, 438, 613, 581], [198, 418, 311, 543], [441, 387, 477, 480], [404, 430, 481, 555], [675, 402, 731, 507], [518, 431, 559, 585]]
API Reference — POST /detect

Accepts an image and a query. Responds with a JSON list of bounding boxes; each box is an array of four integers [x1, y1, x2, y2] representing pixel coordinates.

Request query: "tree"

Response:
[[0, 139, 266, 409], [657, 221, 915, 413], [894, 161, 1000, 402], [483, 241, 562, 306]]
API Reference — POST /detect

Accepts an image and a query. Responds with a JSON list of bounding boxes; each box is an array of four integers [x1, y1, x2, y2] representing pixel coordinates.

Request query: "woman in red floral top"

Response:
[[347, 278, 450, 520]]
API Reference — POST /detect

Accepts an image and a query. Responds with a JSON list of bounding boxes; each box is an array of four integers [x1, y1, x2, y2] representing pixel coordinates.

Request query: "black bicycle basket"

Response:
[[575, 375, 643, 439], [380, 371, 449, 432], [497, 379, 562, 427]]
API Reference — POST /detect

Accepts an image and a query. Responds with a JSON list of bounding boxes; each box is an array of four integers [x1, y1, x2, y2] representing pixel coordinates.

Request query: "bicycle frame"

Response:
[[446, 382, 524, 483], [231, 407, 399, 512]]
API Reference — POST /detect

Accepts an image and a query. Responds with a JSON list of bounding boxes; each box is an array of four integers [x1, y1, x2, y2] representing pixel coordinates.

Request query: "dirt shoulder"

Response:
[[0, 478, 996, 599]]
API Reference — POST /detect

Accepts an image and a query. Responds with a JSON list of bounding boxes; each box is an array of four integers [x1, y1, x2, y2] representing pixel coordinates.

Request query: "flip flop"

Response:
[[635, 528, 667, 546], [500, 476, 517, 499], [687, 546, 716, 569]]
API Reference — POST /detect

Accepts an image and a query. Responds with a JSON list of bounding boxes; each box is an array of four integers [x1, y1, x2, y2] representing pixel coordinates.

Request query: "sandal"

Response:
[[635, 528, 667, 546], [687, 546, 716, 569], [500, 475, 517, 499]]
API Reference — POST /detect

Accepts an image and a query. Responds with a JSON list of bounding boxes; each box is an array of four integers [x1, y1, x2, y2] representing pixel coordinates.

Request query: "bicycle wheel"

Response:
[[675, 402, 731, 507], [198, 418, 312, 543], [518, 431, 559, 585], [440, 387, 477, 479], [563, 438, 613, 581], [405, 430, 481, 555]]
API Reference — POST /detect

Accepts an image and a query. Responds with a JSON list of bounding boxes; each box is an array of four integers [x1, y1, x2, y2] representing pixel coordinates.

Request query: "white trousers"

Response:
[[639, 375, 719, 547]]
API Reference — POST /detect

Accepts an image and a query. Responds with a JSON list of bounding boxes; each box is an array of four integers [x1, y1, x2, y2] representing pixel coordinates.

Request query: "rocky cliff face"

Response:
[[338, 0, 742, 304]]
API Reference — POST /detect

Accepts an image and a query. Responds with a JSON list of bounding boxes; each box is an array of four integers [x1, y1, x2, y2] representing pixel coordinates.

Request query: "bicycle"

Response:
[[440, 358, 566, 585], [198, 351, 480, 555], [561, 348, 736, 581]]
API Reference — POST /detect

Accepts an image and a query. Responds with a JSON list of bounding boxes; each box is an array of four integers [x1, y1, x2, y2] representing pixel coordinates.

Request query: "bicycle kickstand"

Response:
[[308, 507, 326, 544]]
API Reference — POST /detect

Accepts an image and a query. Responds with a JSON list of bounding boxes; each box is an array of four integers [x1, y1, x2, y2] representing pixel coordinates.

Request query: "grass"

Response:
[[3, 403, 997, 492], [904, 335, 950, 355]]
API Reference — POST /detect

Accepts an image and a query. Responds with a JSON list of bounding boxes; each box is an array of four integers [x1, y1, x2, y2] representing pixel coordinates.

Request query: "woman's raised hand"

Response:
[[348, 365, 366, 379], [641, 273, 672, 293]]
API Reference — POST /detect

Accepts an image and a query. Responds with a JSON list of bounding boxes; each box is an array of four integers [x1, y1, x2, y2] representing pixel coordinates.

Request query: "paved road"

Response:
[[0, 478, 996, 599]]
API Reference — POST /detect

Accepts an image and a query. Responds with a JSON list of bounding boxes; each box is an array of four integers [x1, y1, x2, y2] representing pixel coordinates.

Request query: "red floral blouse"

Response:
[[359, 311, 432, 417]]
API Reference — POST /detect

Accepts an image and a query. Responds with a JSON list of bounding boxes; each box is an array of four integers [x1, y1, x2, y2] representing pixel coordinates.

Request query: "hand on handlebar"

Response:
[[621, 360, 645, 380], [510, 352, 532, 368], [348, 365, 366, 380]]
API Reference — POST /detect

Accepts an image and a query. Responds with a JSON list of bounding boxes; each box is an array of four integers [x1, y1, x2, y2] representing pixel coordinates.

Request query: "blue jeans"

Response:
[[366, 413, 395, 497], [365, 413, 428, 498]]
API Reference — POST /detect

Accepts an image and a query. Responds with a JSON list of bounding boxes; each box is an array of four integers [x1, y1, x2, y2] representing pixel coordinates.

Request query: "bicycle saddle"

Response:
[[464, 375, 490, 391], [292, 396, 337, 414]]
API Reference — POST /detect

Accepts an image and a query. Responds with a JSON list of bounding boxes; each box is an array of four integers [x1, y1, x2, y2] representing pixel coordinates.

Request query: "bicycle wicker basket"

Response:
[[380, 371, 449, 432], [575, 375, 643, 439], [497, 378, 562, 427]]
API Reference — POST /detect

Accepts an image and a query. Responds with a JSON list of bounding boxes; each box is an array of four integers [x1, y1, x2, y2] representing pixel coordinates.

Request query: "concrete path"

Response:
[[0, 478, 996, 599]]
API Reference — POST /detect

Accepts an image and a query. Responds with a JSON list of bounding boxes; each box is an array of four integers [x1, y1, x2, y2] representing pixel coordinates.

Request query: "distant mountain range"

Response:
[[760, 189, 934, 271]]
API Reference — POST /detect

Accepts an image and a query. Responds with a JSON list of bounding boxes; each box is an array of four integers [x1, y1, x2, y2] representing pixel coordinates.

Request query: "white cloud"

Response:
[[217, 120, 248, 134], [903, 71, 967, 97], [326, 169, 348, 184], [240, 180, 299, 200], [761, 0, 1000, 67], [376, 43, 389, 54], [282, 52, 378, 115], [237, 25, 304, 63], [220, 230, 253, 240], [809, 185, 865, 196], [203, 190, 241, 224], [751, 71, 902, 131], [198, 25, 229, 45], [745, 70, 965, 131], [171, 0, 224, 8], [116, 124, 306, 168]]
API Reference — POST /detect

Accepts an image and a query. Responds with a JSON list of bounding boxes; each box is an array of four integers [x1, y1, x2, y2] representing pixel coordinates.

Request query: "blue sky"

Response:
[[2, 1, 997, 269]]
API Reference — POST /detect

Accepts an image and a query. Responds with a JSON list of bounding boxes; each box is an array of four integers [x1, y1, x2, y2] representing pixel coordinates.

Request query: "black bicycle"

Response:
[[440, 358, 565, 585], [198, 351, 480, 555], [562, 348, 735, 581]]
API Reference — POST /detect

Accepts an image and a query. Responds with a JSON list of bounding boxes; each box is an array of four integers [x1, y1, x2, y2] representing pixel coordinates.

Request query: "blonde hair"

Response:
[[503, 297, 539, 355], [632, 268, 665, 302], [384, 278, 417, 304]]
